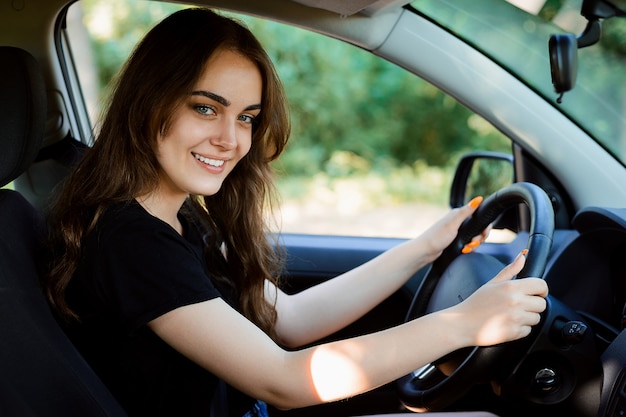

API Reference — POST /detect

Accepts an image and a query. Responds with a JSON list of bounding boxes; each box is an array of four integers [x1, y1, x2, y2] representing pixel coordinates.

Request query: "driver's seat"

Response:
[[0, 46, 127, 417]]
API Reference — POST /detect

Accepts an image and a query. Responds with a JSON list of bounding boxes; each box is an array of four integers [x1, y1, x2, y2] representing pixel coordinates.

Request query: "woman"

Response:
[[43, 7, 548, 417]]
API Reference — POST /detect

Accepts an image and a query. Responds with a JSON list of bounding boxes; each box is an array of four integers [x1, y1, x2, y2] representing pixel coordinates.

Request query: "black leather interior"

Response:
[[0, 46, 127, 416]]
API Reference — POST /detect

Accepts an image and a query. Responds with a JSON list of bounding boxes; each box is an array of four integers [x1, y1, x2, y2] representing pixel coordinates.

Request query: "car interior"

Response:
[[0, 46, 129, 416], [4, 0, 626, 416]]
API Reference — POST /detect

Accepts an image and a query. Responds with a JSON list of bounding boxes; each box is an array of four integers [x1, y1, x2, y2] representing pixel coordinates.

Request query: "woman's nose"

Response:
[[212, 118, 237, 150]]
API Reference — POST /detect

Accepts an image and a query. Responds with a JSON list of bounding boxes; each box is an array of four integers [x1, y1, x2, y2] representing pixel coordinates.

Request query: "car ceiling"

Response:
[[291, 0, 410, 16], [197, 0, 408, 49]]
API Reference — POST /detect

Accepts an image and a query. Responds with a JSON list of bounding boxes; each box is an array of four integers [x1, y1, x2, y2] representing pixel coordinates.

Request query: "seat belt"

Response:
[[210, 380, 230, 417]]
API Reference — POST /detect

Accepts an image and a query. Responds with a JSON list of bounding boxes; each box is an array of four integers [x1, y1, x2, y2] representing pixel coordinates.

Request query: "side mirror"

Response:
[[450, 151, 514, 209], [450, 151, 516, 233]]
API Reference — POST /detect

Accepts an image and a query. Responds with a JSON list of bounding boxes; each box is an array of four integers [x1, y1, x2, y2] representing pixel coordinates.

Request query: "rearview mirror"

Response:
[[548, 0, 626, 101], [549, 33, 578, 102]]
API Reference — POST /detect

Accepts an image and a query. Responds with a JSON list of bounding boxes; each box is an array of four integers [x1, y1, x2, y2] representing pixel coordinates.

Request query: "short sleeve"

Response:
[[80, 204, 221, 333]]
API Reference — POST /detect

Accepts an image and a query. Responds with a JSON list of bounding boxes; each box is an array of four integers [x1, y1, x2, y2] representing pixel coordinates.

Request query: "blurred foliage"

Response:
[[76, 0, 511, 207], [238, 16, 510, 178], [80, 0, 186, 88]]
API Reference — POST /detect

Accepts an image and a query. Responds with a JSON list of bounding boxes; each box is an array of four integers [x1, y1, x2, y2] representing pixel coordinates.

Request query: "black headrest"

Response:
[[0, 46, 46, 187]]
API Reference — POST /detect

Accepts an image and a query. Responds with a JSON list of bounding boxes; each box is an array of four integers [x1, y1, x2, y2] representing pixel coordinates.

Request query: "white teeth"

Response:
[[193, 153, 224, 167]]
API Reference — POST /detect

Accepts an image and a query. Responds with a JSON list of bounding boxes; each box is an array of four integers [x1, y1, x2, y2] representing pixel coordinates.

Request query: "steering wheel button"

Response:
[[561, 321, 588, 344]]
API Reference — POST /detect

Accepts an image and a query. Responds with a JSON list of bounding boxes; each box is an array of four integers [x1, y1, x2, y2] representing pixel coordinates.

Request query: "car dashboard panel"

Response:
[[551, 206, 626, 339], [550, 207, 626, 417]]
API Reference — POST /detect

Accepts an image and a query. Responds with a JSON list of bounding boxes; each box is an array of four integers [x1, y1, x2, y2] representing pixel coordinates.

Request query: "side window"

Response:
[[66, 0, 512, 239]]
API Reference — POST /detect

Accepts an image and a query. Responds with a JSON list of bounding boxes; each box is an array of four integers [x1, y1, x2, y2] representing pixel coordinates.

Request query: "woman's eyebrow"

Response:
[[192, 90, 230, 106], [191, 90, 261, 111], [245, 104, 262, 111]]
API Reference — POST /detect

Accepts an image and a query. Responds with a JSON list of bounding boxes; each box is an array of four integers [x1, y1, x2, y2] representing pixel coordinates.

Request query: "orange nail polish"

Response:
[[468, 196, 483, 209], [461, 241, 481, 254], [521, 249, 529, 256]]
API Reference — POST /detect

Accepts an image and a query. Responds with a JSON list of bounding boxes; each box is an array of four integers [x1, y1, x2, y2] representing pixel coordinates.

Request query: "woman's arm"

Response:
[[149, 250, 547, 410], [269, 198, 485, 348]]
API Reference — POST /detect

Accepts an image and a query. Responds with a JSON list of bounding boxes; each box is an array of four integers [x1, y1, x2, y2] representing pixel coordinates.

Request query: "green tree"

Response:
[[240, 16, 508, 176], [80, 0, 185, 92]]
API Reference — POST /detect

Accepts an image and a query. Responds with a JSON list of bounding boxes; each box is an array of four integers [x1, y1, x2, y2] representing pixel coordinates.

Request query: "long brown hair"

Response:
[[44, 8, 290, 338]]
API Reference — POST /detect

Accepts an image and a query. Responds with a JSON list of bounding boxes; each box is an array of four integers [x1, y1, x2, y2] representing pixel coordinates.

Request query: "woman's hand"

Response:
[[446, 250, 549, 347], [417, 196, 486, 264]]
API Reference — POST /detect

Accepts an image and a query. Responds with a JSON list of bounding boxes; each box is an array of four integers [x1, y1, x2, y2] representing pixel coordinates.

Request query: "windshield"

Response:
[[411, 0, 626, 166]]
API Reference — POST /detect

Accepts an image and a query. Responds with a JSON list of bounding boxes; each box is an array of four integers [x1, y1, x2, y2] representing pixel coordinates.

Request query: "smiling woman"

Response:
[[140, 48, 262, 222], [44, 9, 291, 415]]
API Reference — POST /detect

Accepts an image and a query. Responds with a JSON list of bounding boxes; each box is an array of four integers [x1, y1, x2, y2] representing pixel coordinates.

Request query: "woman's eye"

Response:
[[194, 104, 216, 116], [239, 114, 255, 124]]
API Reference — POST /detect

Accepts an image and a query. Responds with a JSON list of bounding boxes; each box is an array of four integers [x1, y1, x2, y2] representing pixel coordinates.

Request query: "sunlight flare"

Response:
[[310, 344, 369, 402]]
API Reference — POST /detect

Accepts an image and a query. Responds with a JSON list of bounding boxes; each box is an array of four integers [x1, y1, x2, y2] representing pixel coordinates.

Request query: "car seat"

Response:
[[0, 46, 127, 417]]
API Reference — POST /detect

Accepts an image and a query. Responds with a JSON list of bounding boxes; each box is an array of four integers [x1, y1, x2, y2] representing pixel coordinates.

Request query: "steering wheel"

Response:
[[397, 182, 554, 412]]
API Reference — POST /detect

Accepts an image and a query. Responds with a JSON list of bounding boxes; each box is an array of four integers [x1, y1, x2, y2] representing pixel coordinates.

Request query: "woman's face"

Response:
[[155, 49, 262, 202]]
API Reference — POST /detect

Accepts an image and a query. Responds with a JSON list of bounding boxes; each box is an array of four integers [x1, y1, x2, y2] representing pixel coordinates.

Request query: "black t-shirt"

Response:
[[65, 200, 253, 416]]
